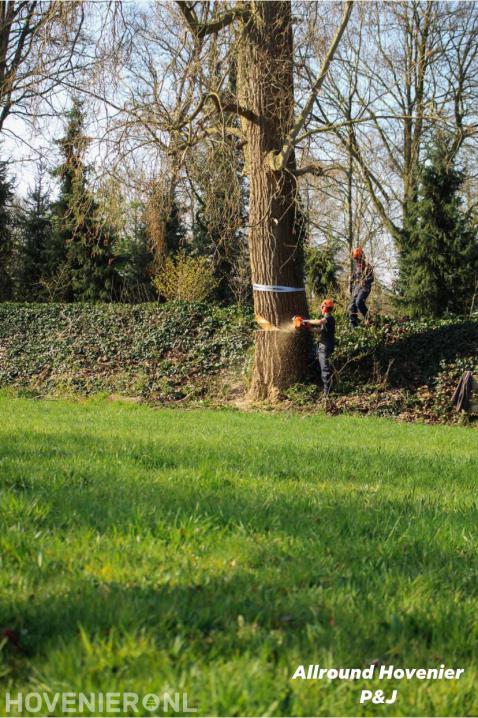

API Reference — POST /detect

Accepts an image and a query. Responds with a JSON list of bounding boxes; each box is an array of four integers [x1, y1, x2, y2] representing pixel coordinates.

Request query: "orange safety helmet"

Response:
[[321, 298, 334, 312], [352, 247, 364, 259]]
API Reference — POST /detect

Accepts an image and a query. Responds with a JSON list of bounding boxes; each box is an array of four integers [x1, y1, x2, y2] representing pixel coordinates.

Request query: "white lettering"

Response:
[[164, 694, 180, 713], [106, 693, 121, 713], [25, 695, 42, 713], [143, 694, 160, 712], [292, 665, 306, 679], [360, 690, 373, 703], [379, 665, 394, 679], [78, 694, 95, 712], [4, 691, 202, 715], [44, 693, 61, 712], [5, 694, 22, 714], [123, 693, 139, 713], [62, 693, 76, 713], [183, 693, 198, 714], [386, 690, 398, 704]]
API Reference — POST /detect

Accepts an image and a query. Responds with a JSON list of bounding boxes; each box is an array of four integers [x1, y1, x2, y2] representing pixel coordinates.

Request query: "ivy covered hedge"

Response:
[[0, 302, 254, 400], [330, 316, 478, 423], [334, 315, 478, 387], [1, 302, 477, 422]]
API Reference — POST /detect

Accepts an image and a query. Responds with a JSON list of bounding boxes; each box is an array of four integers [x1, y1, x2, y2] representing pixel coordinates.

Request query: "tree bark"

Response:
[[237, 1, 312, 401]]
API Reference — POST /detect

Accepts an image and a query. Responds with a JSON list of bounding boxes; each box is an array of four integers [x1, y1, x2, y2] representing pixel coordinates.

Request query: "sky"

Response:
[[2, 106, 69, 199]]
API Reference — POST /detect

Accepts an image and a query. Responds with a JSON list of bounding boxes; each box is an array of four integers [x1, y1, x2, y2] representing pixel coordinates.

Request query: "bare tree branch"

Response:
[[176, 2, 250, 40], [268, 0, 353, 172]]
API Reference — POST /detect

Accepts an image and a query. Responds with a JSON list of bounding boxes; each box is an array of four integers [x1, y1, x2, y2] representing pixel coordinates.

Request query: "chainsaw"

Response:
[[292, 315, 322, 330]]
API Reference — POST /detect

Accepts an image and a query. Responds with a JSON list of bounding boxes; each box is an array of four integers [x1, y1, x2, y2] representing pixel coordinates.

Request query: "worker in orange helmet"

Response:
[[299, 299, 335, 395], [317, 298, 335, 395], [349, 247, 374, 328]]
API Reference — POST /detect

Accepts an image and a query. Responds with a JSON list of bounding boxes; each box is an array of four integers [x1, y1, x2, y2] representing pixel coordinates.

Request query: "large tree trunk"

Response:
[[237, 1, 312, 401]]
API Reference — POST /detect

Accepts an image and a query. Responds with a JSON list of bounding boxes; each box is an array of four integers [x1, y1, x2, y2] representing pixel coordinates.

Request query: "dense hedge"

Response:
[[334, 315, 478, 387], [1, 302, 477, 422], [0, 302, 253, 400], [330, 316, 478, 422]]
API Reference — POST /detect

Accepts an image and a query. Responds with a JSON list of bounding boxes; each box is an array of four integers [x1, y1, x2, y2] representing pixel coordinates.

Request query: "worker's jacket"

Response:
[[351, 260, 374, 293], [318, 313, 335, 353]]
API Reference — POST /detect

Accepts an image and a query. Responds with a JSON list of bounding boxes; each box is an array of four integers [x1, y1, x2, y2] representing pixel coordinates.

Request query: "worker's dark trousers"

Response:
[[349, 288, 370, 328], [317, 344, 333, 395]]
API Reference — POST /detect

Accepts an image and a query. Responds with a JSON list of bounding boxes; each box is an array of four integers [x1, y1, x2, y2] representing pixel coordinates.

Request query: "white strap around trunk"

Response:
[[252, 283, 305, 293]]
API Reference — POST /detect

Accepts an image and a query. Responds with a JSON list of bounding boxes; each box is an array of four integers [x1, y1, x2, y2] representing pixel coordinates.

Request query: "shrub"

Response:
[[153, 252, 218, 302]]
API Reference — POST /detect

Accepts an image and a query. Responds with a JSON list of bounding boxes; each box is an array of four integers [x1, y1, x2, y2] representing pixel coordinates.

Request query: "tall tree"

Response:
[[0, 159, 14, 299], [0, 2, 85, 135], [16, 167, 52, 300], [51, 98, 120, 301], [170, 1, 352, 399], [401, 134, 478, 316]]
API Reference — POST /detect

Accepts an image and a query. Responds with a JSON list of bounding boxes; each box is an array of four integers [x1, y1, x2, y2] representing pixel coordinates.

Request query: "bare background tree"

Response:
[[0, 1, 86, 139]]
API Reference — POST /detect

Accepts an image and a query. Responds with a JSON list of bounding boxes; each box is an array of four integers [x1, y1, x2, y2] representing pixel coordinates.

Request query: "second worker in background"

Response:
[[349, 247, 374, 328]]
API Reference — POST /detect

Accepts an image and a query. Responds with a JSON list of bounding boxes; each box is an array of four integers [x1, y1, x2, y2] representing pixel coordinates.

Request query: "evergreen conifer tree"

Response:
[[51, 98, 120, 301], [17, 169, 52, 300], [165, 199, 187, 256], [112, 199, 155, 302], [400, 135, 478, 316], [0, 160, 15, 299], [305, 242, 340, 300]]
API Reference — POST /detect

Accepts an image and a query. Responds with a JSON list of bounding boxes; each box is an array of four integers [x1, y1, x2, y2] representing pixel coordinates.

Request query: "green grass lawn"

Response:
[[1, 397, 478, 717]]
